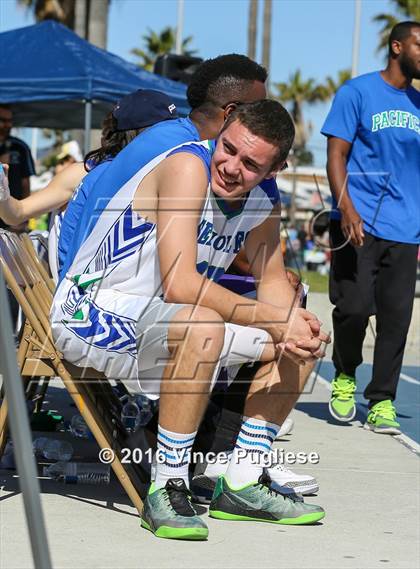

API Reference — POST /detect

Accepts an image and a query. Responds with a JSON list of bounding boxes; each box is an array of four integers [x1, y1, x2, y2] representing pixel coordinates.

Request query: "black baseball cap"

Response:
[[112, 89, 178, 131]]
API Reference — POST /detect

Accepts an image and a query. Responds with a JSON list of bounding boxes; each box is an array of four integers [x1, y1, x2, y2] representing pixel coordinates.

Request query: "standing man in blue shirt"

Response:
[[321, 21, 420, 433]]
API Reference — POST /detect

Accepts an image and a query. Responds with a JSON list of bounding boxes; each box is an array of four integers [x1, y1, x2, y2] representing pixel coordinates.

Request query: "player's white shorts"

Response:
[[123, 297, 270, 399]]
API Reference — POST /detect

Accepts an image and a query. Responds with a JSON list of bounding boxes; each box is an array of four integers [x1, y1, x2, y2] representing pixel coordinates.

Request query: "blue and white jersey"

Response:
[[58, 117, 200, 281], [51, 140, 279, 380]]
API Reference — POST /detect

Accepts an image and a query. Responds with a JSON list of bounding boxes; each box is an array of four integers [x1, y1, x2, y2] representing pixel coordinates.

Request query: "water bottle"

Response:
[[70, 414, 92, 439], [33, 437, 73, 461], [121, 398, 141, 432], [43, 462, 110, 485], [150, 452, 157, 482], [135, 394, 154, 427], [0, 164, 10, 201], [0, 440, 15, 470]]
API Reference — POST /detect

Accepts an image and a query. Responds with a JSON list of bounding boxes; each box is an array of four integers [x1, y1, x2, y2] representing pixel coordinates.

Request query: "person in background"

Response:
[[0, 104, 36, 330], [297, 224, 307, 267], [321, 21, 420, 433], [0, 105, 35, 233], [55, 141, 83, 173], [0, 90, 179, 280]]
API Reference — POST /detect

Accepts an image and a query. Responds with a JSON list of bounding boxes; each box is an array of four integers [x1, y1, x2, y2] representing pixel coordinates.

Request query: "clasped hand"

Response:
[[276, 307, 331, 366]]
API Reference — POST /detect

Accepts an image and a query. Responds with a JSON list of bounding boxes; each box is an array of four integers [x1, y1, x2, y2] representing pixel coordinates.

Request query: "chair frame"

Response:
[[0, 230, 145, 513]]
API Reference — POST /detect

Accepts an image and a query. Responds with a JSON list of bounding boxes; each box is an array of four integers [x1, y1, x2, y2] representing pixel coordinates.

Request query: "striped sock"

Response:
[[154, 425, 197, 490], [225, 417, 280, 489]]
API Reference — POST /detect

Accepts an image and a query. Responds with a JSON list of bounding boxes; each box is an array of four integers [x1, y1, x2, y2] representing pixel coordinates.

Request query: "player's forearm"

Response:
[[165, 272, 287, 337], [256, 278, 298, 311]]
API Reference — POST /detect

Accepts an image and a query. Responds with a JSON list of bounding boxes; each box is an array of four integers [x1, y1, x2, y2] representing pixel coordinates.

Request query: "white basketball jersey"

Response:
[[51, 140, 280, 379]]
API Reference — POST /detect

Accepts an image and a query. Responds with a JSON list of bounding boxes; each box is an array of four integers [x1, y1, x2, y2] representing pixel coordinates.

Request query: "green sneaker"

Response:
[[141, 478, 208, 540], [209, 473, 325, 525], [329, 373, 357, 422], [364, 400, 401, 435]]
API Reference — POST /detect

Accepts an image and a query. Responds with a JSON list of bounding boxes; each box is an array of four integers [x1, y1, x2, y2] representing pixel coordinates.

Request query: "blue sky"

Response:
[[1, 0, 395, 165]]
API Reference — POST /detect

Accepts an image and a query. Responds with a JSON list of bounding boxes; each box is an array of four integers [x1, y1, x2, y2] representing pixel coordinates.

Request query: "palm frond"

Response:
[[131, 25, 198, 70], [372, 0, 420, 55]]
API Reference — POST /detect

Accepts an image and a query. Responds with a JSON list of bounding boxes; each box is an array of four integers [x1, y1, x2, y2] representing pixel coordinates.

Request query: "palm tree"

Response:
[[273, 70, 327, 150], [18, 0, 110, 152], [247, 0, 258, 61], [131, 27, 197, 71], [18, 0, 76, 28], [274, 70, 328, 223], [318, 69, 352, 98], [373, 0, 420, 54], [17, 0, 109, 48], [262, 0, 271, 77], [85, 0, 109, 49]]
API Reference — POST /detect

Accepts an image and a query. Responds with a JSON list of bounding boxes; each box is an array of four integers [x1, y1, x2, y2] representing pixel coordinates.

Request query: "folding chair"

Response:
[[0, 230, 145, 514]]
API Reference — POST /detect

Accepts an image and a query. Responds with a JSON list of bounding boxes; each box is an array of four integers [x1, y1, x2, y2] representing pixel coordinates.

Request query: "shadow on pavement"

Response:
[[0, 467, 139, 517], [295, 401, 367, 426]]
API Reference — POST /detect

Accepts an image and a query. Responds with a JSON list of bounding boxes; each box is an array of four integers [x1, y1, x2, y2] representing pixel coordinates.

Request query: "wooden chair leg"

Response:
[[1, 235, 145, 511], [53, 359, 144, 513]]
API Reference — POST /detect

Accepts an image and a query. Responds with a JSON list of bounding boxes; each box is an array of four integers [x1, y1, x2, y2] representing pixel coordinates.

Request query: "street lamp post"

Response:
[[175, 0, 185, 55], [351, 0, 362, 78]]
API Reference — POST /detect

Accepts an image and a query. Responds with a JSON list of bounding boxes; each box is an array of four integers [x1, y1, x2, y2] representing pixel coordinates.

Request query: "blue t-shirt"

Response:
[[58, 117, 200, 282], [321, 71, 420, 244], [58, 160, 111, 273]]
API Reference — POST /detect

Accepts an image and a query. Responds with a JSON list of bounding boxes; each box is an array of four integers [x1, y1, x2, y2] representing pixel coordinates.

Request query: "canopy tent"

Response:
[[0, 21, 189, 145]]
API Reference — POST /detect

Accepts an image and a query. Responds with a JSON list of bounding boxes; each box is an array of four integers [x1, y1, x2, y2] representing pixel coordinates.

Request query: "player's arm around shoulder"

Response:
[[154, 152, 209, 304]]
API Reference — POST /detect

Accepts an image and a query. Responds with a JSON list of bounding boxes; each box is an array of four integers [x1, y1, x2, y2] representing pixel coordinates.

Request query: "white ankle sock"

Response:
[[225, 417, 280, 489], [154, 425, 197, 490]]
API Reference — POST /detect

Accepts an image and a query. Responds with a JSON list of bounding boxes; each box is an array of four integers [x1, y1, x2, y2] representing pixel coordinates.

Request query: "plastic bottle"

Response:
[[43, 462, 110, 485], [33, 437, 73, 461], [135, 394, 154, 427], [0, 164, 10, 201], [121, 398, 141, 432], [0, 440, 15, 470], [70, 414, 92, 439]]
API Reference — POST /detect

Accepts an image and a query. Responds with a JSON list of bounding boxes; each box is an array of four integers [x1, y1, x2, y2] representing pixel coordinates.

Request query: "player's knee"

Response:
[[169, 306, 225, 358], [189, 307, 225, 357]]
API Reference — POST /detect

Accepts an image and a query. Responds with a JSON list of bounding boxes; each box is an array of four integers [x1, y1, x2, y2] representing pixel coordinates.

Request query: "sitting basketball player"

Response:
[[51, 100, 329, 540]]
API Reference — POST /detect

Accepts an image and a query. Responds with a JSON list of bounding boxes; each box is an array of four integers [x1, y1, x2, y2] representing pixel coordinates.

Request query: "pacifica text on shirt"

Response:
[[371, 110, 420, 133]]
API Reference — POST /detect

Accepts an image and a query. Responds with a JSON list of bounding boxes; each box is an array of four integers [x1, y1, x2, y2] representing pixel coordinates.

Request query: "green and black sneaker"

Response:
[[364, 400, 401, 435], [141, 478, 209, 540], [329, 373, 357, 422], [209, 473, 325, 525]]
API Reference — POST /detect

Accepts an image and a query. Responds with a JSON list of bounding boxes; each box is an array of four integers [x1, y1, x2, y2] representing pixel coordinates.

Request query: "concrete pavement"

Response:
[[306, 292, 419, 353], [1, 374, 419, 569], [0, 292, 419, 568]]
